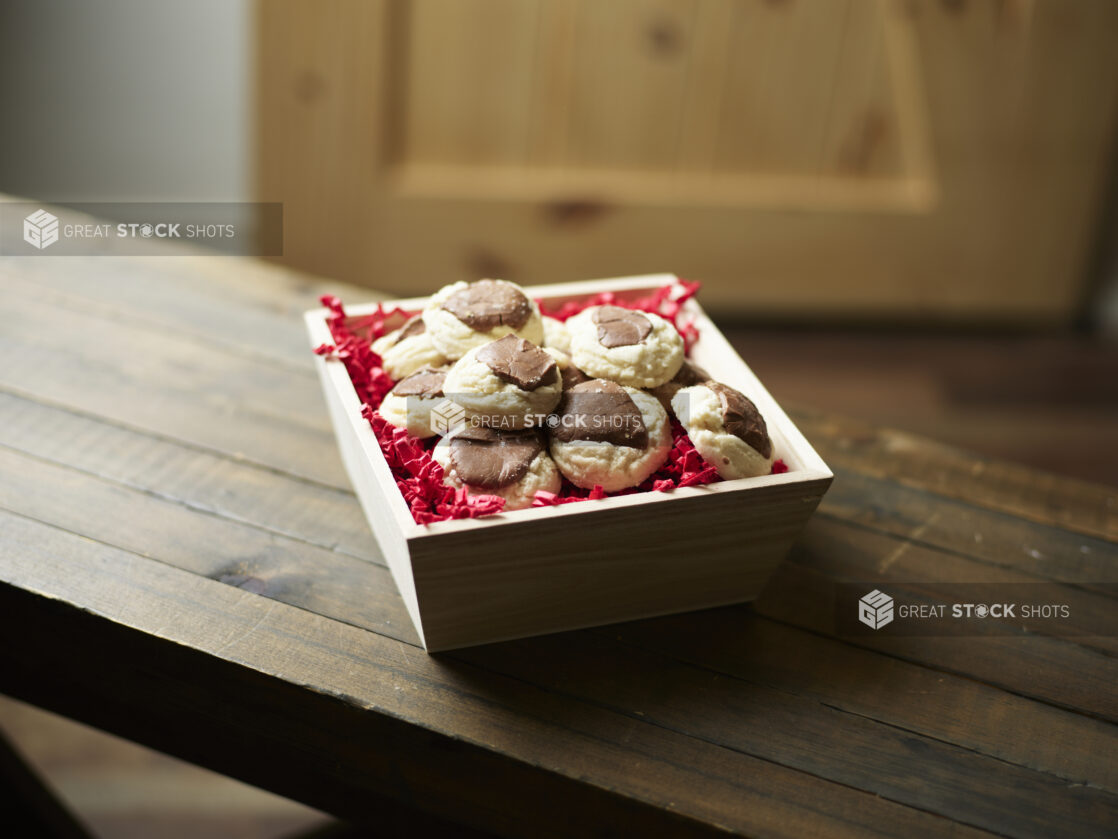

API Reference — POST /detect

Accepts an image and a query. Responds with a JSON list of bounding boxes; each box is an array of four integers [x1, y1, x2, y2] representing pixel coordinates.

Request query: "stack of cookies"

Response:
[[375, 279, 775, 510]]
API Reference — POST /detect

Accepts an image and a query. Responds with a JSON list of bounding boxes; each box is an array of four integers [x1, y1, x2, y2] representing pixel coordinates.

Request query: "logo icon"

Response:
[[430, 398, 466, 436], [23, 209, 60, 250], [858, 589, 894, 630]]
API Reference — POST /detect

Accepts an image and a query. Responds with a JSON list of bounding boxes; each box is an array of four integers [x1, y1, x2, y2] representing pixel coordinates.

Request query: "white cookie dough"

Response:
[[442, 339, 562, 430], [376, 367, 448, 439], [542, 316, 571, 354], [567, 305, 684, 388], [549, 385, 671, 492], [433, 433, 561, 511], [672, 383, 774, 479], [422, 279, 544, 360], [371, 316, 447, 380]]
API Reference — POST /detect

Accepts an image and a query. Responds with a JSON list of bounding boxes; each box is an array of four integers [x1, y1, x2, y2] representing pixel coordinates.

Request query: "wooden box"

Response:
[[305, 275, 832, 651]]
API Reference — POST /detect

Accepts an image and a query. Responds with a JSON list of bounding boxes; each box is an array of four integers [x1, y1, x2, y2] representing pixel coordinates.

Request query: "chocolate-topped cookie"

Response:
[[649, 358, 711, 413], [422, 279, 544, 360], [705, 382, 772, 460], [671, 382, 774, 479], [377, 366, 450, 439], [566, 304, 684, 388], [448, 426, 543, 489], [442, 280, 532, 332], [371, 314, 447, 380], [548, 380, 671, 492], [442, 336, 563, 430], [390, 367, 445, 398], [591, 305, 653, 348], [551, 380, 648, 448], [433, 426, 560, 511], [475, 334, 558, 391]]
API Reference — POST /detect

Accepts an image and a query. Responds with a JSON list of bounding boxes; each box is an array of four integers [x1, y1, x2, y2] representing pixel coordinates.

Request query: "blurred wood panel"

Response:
[[715, 0, 857, 174], [565, 0, 697, 170], [396, 0, 913, 181], [258, 0, 1118, 320], [403, 0, 540, 166], [819, 0, 903, 177]]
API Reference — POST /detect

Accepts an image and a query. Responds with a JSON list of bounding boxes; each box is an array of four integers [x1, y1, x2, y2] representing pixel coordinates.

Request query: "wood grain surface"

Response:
[[0, 227, 1115, 837]]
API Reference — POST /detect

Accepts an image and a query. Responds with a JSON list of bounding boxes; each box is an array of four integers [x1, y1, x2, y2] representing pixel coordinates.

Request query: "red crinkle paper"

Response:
[[314, 284, 786, 524]]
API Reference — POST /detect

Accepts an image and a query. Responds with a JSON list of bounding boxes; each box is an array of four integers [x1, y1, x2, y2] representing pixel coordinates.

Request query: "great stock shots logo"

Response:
[[858, 589, 894, 630], [23, 209, 60, 250], [430, 399, 467, 436], [2, 202, 283, 256]]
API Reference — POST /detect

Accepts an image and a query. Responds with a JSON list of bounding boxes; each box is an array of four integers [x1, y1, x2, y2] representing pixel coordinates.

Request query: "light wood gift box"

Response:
[[306, 274, 833, 652]]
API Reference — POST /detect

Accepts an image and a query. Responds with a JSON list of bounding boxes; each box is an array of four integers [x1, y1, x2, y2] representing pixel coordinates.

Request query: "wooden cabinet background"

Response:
[[257, 0, 1118, 321]]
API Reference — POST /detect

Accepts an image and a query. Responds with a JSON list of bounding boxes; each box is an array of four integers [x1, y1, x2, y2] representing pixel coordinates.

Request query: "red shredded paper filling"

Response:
[[315, 283, 788, 524]]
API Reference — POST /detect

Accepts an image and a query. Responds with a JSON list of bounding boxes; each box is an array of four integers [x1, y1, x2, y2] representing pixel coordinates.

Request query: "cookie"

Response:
[[547, 379, 671, 491], [672, 382, 774, 479], [567, 305, 684, 388], [539, 345, 592, 390], [442, 334, 562, 430], [371, 314, 447, 380], [422, 279, 544, 360], [433, 426, 560, 511], [377, 367, 448, 439], [542, 315, 571, 354], [648, 358, 711, 414]]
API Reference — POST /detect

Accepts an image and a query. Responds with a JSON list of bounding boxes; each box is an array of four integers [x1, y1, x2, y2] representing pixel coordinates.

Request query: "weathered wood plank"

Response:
[[1, 257, 371, 369], [600, 611, 1118, 793], [8, 383, 1111, 684], [820, 469, 1117, 590], [0, 284, 347, 489], [789, 516, 1118, 655], [2, 444, 1114, 836], [793, 409, 1118, 541], [453, 633, 1118, 839], [0, 391, 378, 562], [6, 388, 1112, 600], [0, 445, 411, 644], [756, 558, 1118, 722], [4, 387, 1115, 764], [0, 511, 1000, 839], [4, 219, 1116, 837], [4, 378, 1111, 610]]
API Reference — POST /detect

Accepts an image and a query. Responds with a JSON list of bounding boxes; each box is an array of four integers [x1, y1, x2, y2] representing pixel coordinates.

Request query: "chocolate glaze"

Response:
[[390, 367, 446, 398], [449, 427, 544, 489], [550, 379, 648, 448], [397, 315, 427, 341], [560, 364, 592, 390], [673, 359, 710, 387], [441, 280, 532, 332], [705, 382, 772, 459], [591, 305, 653, 348], [476, 334, 558, 391]]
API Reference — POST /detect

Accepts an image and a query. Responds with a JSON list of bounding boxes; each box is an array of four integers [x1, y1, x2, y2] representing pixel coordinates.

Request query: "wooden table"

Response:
[[1, 237, 1116, 838]]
